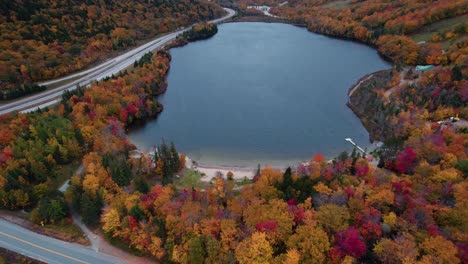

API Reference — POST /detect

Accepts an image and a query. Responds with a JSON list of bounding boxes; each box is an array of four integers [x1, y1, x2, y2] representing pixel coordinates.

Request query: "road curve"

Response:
[[0, 8, 236, 115], [0, 219, 121, 264]]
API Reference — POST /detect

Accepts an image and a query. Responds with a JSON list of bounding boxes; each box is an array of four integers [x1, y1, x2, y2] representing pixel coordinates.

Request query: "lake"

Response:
[[128, 22, 391, 167]]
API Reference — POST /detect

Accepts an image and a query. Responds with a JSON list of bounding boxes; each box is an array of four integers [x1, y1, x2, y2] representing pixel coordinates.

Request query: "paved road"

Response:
[[0, 219, 121, 264], [0, 8, 236, 115]]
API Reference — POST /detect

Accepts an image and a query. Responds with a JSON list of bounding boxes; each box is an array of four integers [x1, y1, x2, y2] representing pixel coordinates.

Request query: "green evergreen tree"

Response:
[[133, 176, 149, 194], [80, 192, 103, 226], [104, 154, 132, 186], [160, 141, 173, 185], [129, 205, 147, 221], [282, 167, 296, 200], [170, 142, 180, 172], [452, 65, 462, 81], [188, 236, 206, 264]]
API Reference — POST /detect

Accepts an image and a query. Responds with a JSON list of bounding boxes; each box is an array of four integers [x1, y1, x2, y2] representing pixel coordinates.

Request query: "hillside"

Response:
[[0, 0, 224, 99], [271, 0, 467, 64]]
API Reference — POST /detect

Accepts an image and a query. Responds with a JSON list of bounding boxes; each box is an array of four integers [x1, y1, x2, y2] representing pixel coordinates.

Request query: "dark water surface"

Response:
[[128, 22, 391, 167]]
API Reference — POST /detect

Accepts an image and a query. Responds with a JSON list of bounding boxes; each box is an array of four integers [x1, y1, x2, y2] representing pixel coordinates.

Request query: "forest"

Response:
[[270, 0, 467, 66], [0, 0, 467, 263], [169, 23, 219, 48], [182, 23, 219, 42], [0, 0, 224, 99]]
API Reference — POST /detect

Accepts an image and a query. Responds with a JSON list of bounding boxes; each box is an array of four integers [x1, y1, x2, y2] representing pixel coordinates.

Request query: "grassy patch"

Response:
[[416, 15, 467, 34], [104, 233, 144, 256], [232, 189, 242, 196], [1, 209, 91, 246], [2, 209, 90, 246], [321, 0, 352, 9], [411, 14, 467, 42], [175, 169, 205, 189], [234, 177, 253, 187], [53, 160, 81, 190], [44, 75, 83, 90], [0, 247, 45, 264], [440, 40, 453, 50], [41, 220, 90, 246], [412, 32, 433, 43]]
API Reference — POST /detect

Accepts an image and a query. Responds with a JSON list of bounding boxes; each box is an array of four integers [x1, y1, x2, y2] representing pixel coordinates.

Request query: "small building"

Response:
[[415, 65, 434, 72]]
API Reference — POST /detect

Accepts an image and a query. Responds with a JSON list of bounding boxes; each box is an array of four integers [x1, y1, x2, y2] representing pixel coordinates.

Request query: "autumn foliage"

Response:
[[98, 134, 466, 263], [273, 0, 467, 66], [0, 0, 224, 99], [0, 1, 466, 263]]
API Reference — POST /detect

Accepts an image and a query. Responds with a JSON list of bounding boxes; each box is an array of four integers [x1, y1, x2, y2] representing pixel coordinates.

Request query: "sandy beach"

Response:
[[184, 156, 256, 182]]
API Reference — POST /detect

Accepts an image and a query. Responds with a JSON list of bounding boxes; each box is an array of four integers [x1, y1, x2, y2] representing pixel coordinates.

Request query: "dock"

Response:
[[345, 138, 367, 156]]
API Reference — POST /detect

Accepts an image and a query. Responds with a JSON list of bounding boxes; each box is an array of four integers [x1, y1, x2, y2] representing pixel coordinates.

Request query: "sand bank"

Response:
[[184, 156, 256, 182]]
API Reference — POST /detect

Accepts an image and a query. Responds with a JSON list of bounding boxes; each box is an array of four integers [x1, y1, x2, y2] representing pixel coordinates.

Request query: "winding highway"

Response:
[[0, 219, 120, 264], [0, 8, 236, 115]]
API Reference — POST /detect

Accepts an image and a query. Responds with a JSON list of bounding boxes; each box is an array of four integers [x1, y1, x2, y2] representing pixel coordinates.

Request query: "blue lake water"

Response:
[[128, 22, 391, 167]]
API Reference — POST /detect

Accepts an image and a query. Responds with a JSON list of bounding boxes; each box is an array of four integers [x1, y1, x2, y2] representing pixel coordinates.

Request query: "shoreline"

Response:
[[130, 138, 385, 182], [130, 138, 383, 176], [183, 141, 383, 172], [128, 17, 388, 178], [132, 137, 383, 182], [228, 14, 306, 28], [347, 69, 394, 142], [184, 155, 256, 181]]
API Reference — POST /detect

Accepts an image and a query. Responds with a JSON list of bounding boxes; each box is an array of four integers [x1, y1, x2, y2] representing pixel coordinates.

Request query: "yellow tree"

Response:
[[453, 182, 468, 209], [129, 226, 150, 253], [252, 167, 283, 200], [82, 173, 100, 198], [286, 223, 330, 264], [419, 236, 460, 264], [235, 232, 273, 264], [244, 198, 294, 244], [10, 189, 30, 209], [373, 233, 419, 264], [155, 159, 164, 177], [283, 249, 300, 264], [316, 204, 350, 233], [151, 185, 175, 218], [200, 218, 221, 239], [147, 236, 165, 260], [431, 168, 462, 183], [178, 153, 186, 171], [210, 176, 227, 204], [220, 219, 239, 254], [101, 208, 121, 237]]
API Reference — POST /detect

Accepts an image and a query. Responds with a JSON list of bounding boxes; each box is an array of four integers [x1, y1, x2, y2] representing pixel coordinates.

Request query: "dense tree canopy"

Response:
[[0, 0, 224, 99], [271, 0, 467, 66], [0, 1, 466, 263]]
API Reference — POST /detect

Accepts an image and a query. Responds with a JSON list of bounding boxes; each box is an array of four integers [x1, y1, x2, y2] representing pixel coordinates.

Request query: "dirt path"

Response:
[[348, 74, 374, 97], [384, 67, 421, 98], [68, 211, 155, 263], [384, 69, 406, 97], [61, 166, 157, 263]]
